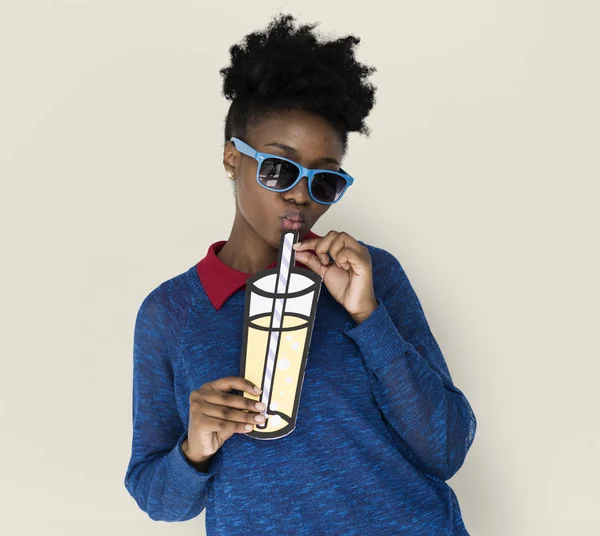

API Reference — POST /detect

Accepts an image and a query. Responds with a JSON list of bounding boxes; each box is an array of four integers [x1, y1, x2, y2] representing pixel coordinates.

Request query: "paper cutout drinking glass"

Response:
[[240, 230, 323, 440]]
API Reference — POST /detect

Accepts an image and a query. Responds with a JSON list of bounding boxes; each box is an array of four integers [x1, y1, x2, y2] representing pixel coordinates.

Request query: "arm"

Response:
[[123, 289, 223, 521], [343, 250, 477, 481]]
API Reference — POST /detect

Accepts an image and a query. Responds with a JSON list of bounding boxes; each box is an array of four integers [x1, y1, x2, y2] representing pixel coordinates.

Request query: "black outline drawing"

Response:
[[239, 230, 323, 440]]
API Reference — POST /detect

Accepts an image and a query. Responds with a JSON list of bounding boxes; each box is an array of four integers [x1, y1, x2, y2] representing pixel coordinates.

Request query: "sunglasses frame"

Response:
[[229, 136, 354, 205]]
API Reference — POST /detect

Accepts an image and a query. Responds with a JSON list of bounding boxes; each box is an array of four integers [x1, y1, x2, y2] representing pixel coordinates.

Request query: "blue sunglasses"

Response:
[[229, 136, 354, 205]]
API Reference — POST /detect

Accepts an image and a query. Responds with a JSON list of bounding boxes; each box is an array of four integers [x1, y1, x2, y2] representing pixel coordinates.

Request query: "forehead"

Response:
[[250, 110, 343, 158]]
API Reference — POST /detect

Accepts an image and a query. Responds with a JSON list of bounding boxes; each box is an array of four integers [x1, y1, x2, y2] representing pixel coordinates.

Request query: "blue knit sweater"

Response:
[[124, 240, 477, 535]]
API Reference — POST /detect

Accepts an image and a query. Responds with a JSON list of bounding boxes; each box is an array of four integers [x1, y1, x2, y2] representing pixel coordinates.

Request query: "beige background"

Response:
[[1, 1, 598, 534]]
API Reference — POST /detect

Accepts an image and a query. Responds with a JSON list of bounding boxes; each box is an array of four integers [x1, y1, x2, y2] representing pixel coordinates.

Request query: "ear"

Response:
[[223, 140, 237, 172]]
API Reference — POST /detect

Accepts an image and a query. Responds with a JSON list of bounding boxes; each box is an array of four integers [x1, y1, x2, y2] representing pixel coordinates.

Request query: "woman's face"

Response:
[[223, 110, 344, 249]]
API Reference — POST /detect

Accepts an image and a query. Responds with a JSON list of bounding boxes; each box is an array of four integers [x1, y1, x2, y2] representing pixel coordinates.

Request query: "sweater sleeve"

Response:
[[123, 289, 224, 521], [343, 250, 477, 481]]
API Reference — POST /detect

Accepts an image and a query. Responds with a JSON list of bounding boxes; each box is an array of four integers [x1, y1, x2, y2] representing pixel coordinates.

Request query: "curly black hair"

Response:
[[219, 13, 377, 159]]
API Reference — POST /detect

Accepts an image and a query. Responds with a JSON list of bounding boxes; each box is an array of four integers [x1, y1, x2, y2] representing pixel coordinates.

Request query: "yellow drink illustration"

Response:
[[239, 230, 322, 440], [243, 314, 309, 435]]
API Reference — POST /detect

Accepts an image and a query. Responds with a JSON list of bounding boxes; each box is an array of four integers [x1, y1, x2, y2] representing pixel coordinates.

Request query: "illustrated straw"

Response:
[[258, 231, 297, 424]]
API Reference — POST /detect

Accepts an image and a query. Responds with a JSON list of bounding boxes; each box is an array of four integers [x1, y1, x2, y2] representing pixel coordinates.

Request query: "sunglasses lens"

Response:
[[258, 158, 348, 204], [311, 172, 347, 204], [259, 158, 299, 189]]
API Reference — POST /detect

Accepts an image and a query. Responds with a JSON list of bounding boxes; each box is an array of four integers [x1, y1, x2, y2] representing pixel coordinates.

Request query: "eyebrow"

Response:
[[264, 142, 340, 166]]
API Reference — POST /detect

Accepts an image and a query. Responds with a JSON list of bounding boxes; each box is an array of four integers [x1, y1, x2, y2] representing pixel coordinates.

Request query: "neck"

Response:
[[217, 212, 279, 275]]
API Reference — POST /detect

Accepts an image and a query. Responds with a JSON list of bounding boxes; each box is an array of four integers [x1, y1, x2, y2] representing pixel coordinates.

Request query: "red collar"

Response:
[[196, 230, 322, 310]]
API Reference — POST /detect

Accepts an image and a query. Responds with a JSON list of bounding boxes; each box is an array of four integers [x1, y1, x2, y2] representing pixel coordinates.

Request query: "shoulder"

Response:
[[135, 266, 198, 342], [356, 238, 406, 283], [358, 239, 404, 268]]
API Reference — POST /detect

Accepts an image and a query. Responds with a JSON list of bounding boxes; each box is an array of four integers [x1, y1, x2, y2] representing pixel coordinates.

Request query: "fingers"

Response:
[[189, 395, 267, 434], [194, 413, 261, 434], [332, 246, 352, 270], [329, 238, 352, 267], [191, 396, 267, 425], [335, 246, 371, 274], [201, 388, 266, 414], [294, 250, 329, 275], [294, 231, 363, 267], [209, 375, 262, 396], [189, 376, 268, 433], [294, 232, 337, 264]]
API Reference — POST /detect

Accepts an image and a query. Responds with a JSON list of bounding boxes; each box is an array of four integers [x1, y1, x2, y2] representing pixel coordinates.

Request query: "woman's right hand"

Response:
[[182, 376, 266, 466]]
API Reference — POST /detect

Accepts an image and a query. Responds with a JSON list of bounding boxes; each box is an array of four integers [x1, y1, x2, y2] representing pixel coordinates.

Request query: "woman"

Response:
[[124, 13, 477, 535]]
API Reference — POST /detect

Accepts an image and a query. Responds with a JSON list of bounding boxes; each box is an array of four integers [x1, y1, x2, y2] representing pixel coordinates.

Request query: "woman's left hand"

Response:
[[292, 231, 378, 325]]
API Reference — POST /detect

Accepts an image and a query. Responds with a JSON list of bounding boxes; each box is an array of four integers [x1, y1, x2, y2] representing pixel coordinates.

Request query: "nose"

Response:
[[282, 175, 311, 204]]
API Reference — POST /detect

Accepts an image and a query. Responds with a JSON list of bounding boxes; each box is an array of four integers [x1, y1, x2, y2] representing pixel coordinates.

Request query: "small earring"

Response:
[[227, 170, 236, 180]]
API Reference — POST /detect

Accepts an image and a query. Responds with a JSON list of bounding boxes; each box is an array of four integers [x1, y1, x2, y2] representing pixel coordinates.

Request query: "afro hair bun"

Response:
[[220, 13, 377, 138]]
